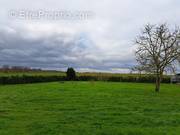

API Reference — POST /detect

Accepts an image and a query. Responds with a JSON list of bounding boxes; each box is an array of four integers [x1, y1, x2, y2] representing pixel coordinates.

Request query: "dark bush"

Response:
[[0, 74, 170, 85], [66, 68, 76, 81], [0, 75, 66, 85]]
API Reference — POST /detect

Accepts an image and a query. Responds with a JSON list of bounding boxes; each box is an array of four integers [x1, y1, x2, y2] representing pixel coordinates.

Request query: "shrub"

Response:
[[0, 73, 171, 85], [0, 75, 66, 85], [66, 68, 76, 81]]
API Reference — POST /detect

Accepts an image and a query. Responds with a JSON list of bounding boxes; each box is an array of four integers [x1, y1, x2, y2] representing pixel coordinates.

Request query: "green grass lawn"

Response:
[[0, 82, 179, 135]]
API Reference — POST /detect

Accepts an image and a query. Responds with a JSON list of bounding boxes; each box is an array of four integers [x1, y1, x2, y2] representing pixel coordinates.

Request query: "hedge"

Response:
[[0, 75, 171, 85], [77, 75, 170, 83], [0, 75, 66, 85]]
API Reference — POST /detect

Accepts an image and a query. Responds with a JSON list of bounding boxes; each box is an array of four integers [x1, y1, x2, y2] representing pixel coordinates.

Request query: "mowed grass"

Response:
[[0, 82, 180, 135]]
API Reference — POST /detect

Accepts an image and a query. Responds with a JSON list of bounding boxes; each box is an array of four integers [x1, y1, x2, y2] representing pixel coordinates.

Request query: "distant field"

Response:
[[0, 70, 171, 78], [0, 71, 66, 77], [0, 82, 179, 135], [0, 71, 138, 77]]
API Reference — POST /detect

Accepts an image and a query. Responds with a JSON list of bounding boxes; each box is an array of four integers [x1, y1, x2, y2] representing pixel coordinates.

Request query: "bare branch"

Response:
[[134, 23, 180, 92]]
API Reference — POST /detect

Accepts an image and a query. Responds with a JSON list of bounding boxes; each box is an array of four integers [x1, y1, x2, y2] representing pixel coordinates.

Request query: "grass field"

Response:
[[0, 71, 66, 77], [0, 82, 180, 135]]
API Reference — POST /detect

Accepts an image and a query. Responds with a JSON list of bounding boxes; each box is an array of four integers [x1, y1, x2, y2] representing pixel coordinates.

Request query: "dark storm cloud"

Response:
[[0, 26, 134, 71]]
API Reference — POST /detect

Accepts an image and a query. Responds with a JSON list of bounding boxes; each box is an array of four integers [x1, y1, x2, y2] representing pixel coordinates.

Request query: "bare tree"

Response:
[[135, 23, 180, 92], [131, 66, 145, 76]]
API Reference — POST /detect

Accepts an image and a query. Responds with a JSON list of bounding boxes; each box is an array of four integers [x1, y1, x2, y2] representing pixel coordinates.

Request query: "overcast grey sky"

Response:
[[0, 0, 179, 72]]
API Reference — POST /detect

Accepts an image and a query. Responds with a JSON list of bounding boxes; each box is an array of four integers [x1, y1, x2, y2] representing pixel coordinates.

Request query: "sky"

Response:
[[0, 0, 179, 73]]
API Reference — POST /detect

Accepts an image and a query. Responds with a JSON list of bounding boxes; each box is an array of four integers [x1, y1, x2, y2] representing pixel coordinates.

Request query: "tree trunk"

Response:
[[155, 74, 161, 92]]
